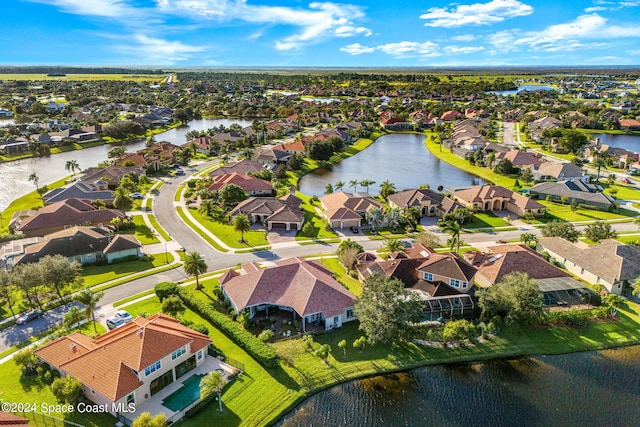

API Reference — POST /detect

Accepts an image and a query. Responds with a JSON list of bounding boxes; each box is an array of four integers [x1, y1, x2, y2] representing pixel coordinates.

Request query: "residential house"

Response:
[[387, 188, 462, 218], [319, 191, 383, 229], [229, 190, 305, 231], [207, 172, 273, 196], [494, 150, 546, 170], [529, 162, 587, 182], [35, 314, 217, 424], [528, 180, 615, 210], [380, 117, 412, 130], [13, 198, 126, 237], [221, 258, 357, 332], [441, 110, 465, 121], [11, 226, 140, 267], [619, 118, 640, 131], [253, 148, 291, 167], [528, 116, 562, 143], [452, 185, 546, 217], [187, 136, 214, 155], [79, 166, 145, 189], [537, 237, 640, 294], [209, 160, 266, 177], [41, 180, 115, 205]]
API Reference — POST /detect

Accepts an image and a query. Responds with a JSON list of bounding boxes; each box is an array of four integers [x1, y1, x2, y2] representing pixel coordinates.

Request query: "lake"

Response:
[[0, 118, 252, 212], [278, 345, 640, 427], [489, 85, 557, 96], [593, 133, 640, 154], [298, 133, 485, 197]]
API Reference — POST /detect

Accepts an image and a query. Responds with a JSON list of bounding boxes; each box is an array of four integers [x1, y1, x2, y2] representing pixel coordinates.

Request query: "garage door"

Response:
[[290, 223, 298, 230], [271, 222, 286, 229]]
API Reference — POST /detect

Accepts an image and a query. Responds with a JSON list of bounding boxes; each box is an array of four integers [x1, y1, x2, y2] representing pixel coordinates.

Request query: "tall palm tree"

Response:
[[334, 181, 345, 192], [349, 179, 358, 192], [198, 199, 216, 218], [184, 251, 208, 290], [64, 306, 84, 330], [441, 219, 462, 253], [592, 156, 607, 181], [385, 207, 403, 231], [75, 289, 104, 333], [65, 160, 80, 177], [200, 371, 226, 412], [28, 172, 39, 191], [233, 214, 251, 244], [113, 186, 133, 211], [379, 180, 396, 199], [360, 179, 375, 194], [365, 207, 384, 231]]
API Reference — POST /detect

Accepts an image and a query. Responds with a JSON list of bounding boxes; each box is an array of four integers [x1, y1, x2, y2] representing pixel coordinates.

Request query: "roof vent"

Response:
[[137, 328, 143, 336], [488, 254, 503, 263], [70, 343, 76, 349]]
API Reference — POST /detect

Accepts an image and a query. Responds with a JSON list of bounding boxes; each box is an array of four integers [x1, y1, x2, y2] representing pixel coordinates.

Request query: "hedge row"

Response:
[[177, 288, 279, 368]]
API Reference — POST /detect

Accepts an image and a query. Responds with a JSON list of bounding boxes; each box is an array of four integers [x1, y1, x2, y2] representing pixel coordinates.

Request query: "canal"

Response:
[[279, 345, 640, 427], [299, 133, 485, 197]]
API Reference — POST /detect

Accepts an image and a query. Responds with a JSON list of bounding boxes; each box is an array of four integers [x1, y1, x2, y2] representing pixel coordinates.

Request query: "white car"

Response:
[[106, 316, 126, 330], [115, 310, 134, 323]]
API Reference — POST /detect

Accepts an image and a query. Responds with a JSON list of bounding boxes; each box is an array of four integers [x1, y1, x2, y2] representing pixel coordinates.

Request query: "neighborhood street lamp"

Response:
[[164, 242, 168, 264]]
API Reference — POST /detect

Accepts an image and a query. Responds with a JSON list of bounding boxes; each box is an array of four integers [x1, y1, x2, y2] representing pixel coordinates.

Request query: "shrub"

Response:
[[154, 282, 179, 302], [191, 323, 210, 335], [258, 329, 274, 342], [177, 288, 279, 368], [546, 309, 589, 330]]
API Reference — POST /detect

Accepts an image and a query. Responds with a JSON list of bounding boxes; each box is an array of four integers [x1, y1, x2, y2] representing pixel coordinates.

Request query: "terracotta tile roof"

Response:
[[464, 244, 568, 285], [207, 172, 273, 193], [324, 207, 362, 221], [453, 185, 513, 203], [34, 314, 210, 402], [275, 140, 306, 152], [221, 258, 355, 318], [320, 192, 382, 215], [0, 411, 31, 426]]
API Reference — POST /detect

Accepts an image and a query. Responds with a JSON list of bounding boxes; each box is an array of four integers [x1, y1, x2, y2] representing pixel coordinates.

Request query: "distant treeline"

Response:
[[0, 66, 165, 74]]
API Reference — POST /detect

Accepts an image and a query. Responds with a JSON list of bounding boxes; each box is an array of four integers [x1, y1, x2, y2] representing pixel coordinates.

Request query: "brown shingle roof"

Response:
[[417, 252, 477, 282]]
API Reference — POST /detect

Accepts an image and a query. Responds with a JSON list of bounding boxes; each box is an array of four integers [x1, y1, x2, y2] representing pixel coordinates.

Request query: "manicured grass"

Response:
[[119, 216, 160, 245], [295, 192, 338, 240], [615, 234, 640, 244], [465, 212, 509, 229], [81, 252, 174, 287], [600, 181, 640, 200], [424, 134, 517, 189], [538, 200, 636, 222], [175, 185, 185, 201], [188, 209, 269, 249], [176, 207, 228, 252], [148, 214, 172, 241], [317, 257, 362, 295]]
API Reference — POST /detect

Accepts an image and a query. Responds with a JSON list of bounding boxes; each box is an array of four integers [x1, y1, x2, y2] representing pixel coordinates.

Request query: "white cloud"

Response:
[[584, 6, 608, 12], [340, 43, 375, 55], [29, 0, 140, 17], [115, 34, 206, 64], [450, 34, 477, 41], [420, 0, 533, 28], [377, 41, 440, 58], [443, 45, 485, 54], [334, 26, 372, 38]]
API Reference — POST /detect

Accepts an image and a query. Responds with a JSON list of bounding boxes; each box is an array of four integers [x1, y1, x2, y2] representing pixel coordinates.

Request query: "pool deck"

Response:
[[127, 355, 236, 422]]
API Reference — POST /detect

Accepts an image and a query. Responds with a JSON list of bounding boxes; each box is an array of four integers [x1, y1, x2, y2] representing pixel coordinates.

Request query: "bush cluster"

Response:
[[177, 288, 279, 368]]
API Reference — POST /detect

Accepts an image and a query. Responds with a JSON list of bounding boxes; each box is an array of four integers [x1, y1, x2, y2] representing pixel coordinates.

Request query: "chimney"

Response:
[[70, 343, 76, 352]]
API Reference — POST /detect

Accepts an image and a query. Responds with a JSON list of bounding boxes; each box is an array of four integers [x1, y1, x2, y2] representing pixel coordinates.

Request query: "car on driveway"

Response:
[[174, 169, 185, 176], [106, 316, 126, 330], [16, 310, 44, 325], [129, 192, 144, 199], [115, 310, 134, 323]]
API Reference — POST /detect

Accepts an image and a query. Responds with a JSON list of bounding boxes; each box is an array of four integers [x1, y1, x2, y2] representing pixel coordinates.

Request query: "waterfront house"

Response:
[[221, 258, 357, 332], [387, 188, 462, 218], [528, 181, 615, 210], [452, 185, 546, 217], [319, 192, 383, 229], [41, 180, 115, 205], [208, 159, 266, 177], [528, 162, 587, 183], [207, 172, 273, 196]]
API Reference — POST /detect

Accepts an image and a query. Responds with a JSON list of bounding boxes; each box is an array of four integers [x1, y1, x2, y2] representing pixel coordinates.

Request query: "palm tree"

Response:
[[379, 180, 396, 199], [349, 179, 358, 192], [75, 289, 104, 333], [385, 207, 403, 231], [184, 251, 208, 290], [198, 199, 216, 218], [65, 160, 80, 177], [334, 181, 345, 192], [520, 232, 537, 247], [365, 207, 384, 231], [113, 186, 133, 211], [233, 214, 251, 244], [359, 179, 375, 194], [592, 156, 607, 181], [200, 371, 226, 412], [324, 183, 334, 194], [64, 306, 84, 330], [384, 238, 405, 253], [441, 220, 462, 253], [110, 216, 123, 231], [28, 172, 39, 191]]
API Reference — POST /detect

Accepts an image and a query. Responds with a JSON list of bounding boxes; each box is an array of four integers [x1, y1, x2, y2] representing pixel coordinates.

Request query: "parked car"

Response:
[[106, 316, 127, 330], [129, 192, 144, 199], [174, 169, 185, 176], [115, 310, 134, 323], [16, 310, 44, 325], [619, 177, 631, 184]]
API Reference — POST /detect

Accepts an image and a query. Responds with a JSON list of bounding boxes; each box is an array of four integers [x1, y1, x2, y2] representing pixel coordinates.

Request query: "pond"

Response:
[[488, 85, 557, 96], [298, 133, 485, 197], [278, 345, 640, 427], [0, 118, 252, 212], [593, 133, 640, 154]]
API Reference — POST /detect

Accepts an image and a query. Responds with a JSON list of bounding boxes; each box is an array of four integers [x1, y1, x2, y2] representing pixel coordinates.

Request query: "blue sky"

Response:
[[2, 0, 640, 66]]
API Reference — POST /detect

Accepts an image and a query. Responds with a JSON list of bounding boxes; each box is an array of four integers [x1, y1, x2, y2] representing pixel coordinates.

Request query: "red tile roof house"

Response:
[[208, 160, 266, 177], [34, 314, 232, 425], [221, 258, 357, 332], [452, 185, 546, 218], [207, 173, 273, 196], [319, 192, 383, 229], [12, 198, 126, 238]]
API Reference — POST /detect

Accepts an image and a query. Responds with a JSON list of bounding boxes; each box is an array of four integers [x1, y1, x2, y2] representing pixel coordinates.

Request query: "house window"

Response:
[[126, 393, 135, 405], [450, 279, 461, 288], [197, 350, 203, 360], [171, 346, 186, 360], [346, 309, 354, 319], [461, 282, 468, 289], [423, 272, 434, 282], [144, 360, 161, 376]]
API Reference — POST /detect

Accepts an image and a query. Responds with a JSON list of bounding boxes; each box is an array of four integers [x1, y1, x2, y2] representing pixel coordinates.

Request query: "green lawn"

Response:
[[600, 181, 640, 201], [81, 252, 174, 286], [148, 214, 172, 241], [424, 134, 517, 189], [188, 209, 269, 249], [118, 215, 160, 245], [295, 192, 338, 240], [465, 212, 509, 229], [176, 207, 228, 252], [538, 200, 637, 222], [317, 257, 362, 295]]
